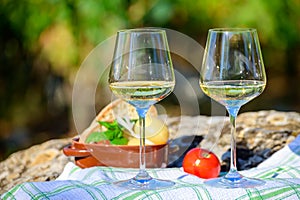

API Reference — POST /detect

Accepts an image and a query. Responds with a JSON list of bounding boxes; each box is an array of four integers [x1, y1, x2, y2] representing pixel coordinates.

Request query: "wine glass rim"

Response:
[[209, 28, 257, 33], [117, 27, 166, 34]]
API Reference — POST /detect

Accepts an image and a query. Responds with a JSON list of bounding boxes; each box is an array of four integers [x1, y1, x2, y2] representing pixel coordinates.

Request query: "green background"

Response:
[[1, 0, 300, 160]]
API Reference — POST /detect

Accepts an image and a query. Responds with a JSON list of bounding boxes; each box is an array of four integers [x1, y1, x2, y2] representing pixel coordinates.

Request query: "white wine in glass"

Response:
[[200, 28, 267, 188], [110, 81, 175, 109], [109, 28, 175, 190]]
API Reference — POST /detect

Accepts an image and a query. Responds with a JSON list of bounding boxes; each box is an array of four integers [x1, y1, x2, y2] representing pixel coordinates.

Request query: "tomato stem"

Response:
[[199, 150, 210, 158]]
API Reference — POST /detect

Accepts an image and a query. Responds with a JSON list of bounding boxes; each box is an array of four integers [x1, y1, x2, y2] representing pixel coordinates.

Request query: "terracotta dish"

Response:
[[63, 138, 168, 168]]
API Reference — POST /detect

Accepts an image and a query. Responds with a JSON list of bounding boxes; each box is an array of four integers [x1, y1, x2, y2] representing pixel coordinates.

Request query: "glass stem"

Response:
[[225, 106, 242, 181], [139, 115, 147, 173], [135, 107, 151, 182]]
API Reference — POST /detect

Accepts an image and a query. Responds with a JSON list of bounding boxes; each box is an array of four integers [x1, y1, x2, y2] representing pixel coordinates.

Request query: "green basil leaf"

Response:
[[110, 137, 129, 145], [103, 130, 114, 140], [116, 130, 123, 138], [85, 132, 108, 143], [99, 121, 115, 129]]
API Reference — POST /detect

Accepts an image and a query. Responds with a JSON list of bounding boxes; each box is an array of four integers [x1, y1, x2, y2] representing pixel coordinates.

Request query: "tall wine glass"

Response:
[[200, 28, 267, 188], [108, 28, 175, 190]]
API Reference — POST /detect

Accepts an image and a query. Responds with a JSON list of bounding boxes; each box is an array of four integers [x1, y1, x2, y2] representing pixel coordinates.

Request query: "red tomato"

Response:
[[182, 148, 221, 179]]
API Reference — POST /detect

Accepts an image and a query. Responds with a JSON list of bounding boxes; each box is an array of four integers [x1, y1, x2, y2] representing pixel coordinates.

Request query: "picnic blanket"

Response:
[[2, 135, 300, 200]]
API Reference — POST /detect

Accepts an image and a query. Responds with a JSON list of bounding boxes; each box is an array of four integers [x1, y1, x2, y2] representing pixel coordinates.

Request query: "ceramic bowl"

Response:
[[63, 138, 168, 168]]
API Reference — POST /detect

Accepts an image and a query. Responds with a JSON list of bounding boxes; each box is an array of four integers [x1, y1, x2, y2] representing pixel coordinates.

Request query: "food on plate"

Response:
[[182, 148, 221, 179], [79, 99, 169, 145]]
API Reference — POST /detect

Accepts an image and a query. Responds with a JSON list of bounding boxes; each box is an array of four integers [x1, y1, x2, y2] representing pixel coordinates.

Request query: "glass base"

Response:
[[204, 176, 265, 189], [114, 176, 175, 190]]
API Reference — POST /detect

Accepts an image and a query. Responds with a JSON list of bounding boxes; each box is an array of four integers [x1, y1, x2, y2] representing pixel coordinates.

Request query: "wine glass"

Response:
[[199, 28, 267, 188], [108, 28, 175, 190]]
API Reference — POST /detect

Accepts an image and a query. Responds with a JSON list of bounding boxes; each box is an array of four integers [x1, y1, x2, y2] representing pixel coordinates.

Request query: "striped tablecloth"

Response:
[[2, 136, 300, 200]]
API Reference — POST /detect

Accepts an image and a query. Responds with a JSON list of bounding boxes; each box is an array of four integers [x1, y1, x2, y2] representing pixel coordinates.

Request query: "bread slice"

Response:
[[79, 99, 157, 143]]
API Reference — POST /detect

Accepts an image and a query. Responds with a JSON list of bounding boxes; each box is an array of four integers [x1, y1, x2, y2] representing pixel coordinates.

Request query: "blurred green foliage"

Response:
[[0, 0, 300, 159]]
